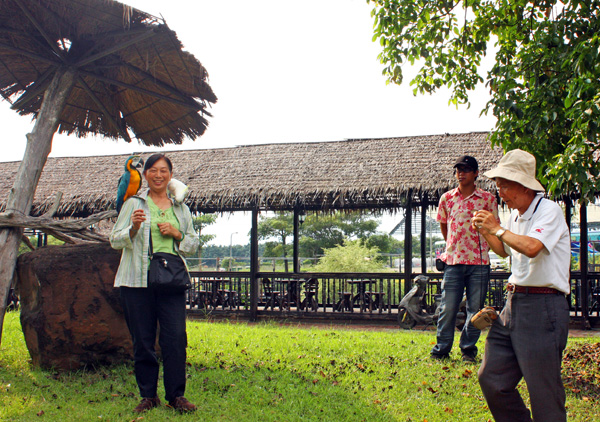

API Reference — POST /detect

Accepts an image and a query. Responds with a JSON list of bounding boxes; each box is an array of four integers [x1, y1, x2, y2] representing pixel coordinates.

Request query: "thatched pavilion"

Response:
[[0, 132, 499, 216], [0, 132, 596, 326], [1, 131, 503, 276]]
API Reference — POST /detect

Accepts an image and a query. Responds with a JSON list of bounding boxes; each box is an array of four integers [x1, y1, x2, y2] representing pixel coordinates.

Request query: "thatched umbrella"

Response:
[[0, 0, 217, 344]]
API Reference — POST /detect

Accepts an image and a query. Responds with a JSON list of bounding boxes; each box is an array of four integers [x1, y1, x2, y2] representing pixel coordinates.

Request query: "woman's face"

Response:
[[144, 158, 172, 192]]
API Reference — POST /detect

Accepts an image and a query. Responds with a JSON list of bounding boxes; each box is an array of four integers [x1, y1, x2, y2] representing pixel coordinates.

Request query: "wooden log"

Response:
[[0, 209, 116, 243]]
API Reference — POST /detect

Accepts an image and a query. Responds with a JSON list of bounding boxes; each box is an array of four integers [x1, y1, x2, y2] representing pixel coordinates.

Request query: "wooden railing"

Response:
[[186, 270, 599, 326]]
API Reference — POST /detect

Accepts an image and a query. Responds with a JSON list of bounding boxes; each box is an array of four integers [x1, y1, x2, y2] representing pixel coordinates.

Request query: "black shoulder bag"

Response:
[[148, 232, 191, 292]]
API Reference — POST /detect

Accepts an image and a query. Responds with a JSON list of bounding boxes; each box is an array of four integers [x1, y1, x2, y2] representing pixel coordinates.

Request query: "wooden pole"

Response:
[[580, 203, 591, 329], [404, 190, 413, 295], [250, 208, 259, 321], [420, 194, 428, 272], [293, 209, 299, 273], [0, 67, 77, 346]]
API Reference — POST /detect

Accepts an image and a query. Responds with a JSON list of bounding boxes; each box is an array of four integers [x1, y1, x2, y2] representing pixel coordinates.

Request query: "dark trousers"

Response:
[[120, 286, 187, 402], [478, 291, 569, 422]]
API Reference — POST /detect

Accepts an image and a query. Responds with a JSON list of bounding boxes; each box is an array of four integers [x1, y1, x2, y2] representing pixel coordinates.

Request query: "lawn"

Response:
[[0, 310, 597, 421]]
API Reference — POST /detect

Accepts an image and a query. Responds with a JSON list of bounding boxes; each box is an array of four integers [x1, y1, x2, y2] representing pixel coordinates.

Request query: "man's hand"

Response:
[[471, 210, 508, 257], [471, 210, 501, 236], [472, 210, 544, 258]]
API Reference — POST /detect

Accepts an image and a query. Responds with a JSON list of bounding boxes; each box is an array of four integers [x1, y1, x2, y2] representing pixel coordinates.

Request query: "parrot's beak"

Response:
[[133, 157, 144, 168]]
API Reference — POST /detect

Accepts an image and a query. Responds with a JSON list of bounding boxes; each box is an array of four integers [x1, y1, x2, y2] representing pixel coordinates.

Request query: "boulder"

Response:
[[17, 242, 132, 370]]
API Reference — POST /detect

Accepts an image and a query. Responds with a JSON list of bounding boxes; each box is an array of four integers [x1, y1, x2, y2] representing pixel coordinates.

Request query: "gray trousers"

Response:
[[478, 291, 569, 422]]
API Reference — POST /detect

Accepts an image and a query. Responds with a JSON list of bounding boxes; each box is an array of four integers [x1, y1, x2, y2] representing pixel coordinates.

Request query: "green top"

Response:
[[147, 196, 180, 254], [110, 189, 199, 289]]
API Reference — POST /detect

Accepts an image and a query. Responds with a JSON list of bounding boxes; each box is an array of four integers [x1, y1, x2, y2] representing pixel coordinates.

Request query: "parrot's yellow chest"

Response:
[[125, 168, 142, 199]]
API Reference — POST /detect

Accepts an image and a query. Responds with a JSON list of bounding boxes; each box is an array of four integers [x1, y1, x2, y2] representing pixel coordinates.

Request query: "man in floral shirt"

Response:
[[431, 155, 500, 362]]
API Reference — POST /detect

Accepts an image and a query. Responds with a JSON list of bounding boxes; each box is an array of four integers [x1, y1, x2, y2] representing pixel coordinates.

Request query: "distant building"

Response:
[[389, 210, 442, 238]]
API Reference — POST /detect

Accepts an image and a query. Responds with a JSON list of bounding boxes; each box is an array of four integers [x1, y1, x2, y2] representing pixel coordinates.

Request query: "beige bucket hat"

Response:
[[484, 149, 545, 192]]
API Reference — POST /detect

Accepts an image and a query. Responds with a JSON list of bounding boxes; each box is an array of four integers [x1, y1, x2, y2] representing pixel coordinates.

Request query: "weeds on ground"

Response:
[[562, 341, 600, 400], [0, 311, 598, 421]]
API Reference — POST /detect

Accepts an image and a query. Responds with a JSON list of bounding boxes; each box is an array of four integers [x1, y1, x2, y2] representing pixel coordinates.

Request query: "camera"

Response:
[[471, 306, 498, 330]]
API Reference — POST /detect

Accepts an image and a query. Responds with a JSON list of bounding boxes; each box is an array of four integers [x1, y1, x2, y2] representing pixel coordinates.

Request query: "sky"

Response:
[[0, 0, 497, 245]]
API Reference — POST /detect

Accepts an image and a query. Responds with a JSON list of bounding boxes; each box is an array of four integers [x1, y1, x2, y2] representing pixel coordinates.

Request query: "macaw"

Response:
[[167, 178, 189, 203], [116, 155, 144, 213]]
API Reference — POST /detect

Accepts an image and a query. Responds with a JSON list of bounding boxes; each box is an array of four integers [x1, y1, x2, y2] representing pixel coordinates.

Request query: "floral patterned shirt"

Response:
[[437, 187, 499, 265]]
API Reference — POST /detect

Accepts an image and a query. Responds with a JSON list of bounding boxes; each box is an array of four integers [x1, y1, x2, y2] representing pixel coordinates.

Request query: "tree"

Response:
[[192, 214, 217, 269], [364, 233, 403, 257], [311, 240, 387, 273], [369, 0, 600, 203], [299, 212, 380, 257], [262, 241, 287, 260], [193, 214, 217, 248], [258, 211, 384, 269], [0, 70, 76, 345], [202, 244, 255, 259], [257, 214, 294, 272]]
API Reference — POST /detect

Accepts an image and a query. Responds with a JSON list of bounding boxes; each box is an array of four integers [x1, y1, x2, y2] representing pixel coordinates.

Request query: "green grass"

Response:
[[0, 310, 598, 421]]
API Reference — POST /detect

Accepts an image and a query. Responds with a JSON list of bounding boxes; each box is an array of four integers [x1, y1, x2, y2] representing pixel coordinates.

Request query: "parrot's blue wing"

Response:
[[116, 172, 131, 213]]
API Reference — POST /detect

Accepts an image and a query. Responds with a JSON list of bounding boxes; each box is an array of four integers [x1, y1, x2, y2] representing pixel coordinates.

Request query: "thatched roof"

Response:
[[0, 0, 217, 146], [0, 132, 504, 216]]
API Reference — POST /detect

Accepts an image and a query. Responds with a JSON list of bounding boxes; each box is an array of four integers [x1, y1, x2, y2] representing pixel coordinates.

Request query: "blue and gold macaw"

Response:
[[116, 155, 144, 213]]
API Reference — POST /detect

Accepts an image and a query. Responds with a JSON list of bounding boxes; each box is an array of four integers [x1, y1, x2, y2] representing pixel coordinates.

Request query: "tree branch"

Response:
[[0, 209, 117, 243], [20, 235, 36, 251]]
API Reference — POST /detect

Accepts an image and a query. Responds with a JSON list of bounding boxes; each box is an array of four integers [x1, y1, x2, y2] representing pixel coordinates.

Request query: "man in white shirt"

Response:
[[471, 149, 571, 422]]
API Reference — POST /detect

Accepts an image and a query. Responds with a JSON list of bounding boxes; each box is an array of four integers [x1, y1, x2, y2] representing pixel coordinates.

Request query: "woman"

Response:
[[110, 154, 199, 413]]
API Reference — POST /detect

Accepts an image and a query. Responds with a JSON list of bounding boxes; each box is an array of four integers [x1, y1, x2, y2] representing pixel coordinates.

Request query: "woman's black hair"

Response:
[[144, 153, 173, 172]]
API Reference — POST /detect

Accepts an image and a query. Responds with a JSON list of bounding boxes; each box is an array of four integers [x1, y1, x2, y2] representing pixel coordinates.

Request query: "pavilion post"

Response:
[[420, 193, 428, 273], [250, 207, 259, 321], [580, 203, 590, 329], [293, 209, 299, 273], [404, 190, 413, 295]]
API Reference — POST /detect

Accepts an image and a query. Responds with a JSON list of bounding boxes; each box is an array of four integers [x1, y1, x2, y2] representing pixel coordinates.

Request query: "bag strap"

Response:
[[148, 228, 182, 261], [148, 229, 154, 258]]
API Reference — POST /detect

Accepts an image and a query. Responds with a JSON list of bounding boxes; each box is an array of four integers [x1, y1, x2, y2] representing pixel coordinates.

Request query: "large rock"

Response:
[[17, 242, 132, 370]]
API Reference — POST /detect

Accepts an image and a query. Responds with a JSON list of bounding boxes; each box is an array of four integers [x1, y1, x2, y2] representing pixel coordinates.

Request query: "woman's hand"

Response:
[[128, 209, 146, 240], [131, 209, 146, 230], [157, 222, 183, 240]]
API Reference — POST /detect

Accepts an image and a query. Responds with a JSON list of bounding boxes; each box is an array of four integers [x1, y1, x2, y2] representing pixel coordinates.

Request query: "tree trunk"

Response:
[[0, 67, 77, 346]]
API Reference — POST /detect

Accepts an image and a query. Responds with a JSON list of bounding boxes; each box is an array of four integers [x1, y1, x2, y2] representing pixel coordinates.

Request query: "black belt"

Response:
[[507, 284, 563, 295]]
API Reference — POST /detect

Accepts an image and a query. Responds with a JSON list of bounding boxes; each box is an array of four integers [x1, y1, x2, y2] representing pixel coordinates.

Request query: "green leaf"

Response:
[[369, 0, 600, 203], [565, 97, 574, 108]]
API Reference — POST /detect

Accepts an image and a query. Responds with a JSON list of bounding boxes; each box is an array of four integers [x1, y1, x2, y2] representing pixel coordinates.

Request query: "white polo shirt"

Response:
[[504, 193, 571, 294]]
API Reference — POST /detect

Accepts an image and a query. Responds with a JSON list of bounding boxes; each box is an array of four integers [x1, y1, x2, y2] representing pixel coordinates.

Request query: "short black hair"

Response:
[[144, 154, 173, 172]]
